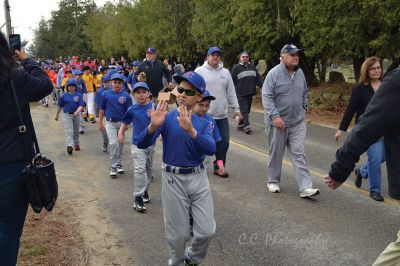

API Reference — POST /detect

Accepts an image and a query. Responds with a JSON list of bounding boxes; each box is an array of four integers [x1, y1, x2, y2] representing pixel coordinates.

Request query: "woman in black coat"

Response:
[[334, 56, 385, 201], [0, 32, 52, 265]]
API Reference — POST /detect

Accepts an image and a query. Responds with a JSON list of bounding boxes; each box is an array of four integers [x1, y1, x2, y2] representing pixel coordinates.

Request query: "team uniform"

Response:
[[95, 75, 111, 152], [74, 70, 87, 133], [200, 114, 222, 169], [57, 79, 84, 154], [82, 70, 97, 121], [137, 71, 216, 266], [121, 98, 155, 212], [100, 74, 132, 176]]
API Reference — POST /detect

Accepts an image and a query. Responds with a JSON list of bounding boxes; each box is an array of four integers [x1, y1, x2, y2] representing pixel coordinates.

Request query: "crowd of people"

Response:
[[1, 28, 399, 265]]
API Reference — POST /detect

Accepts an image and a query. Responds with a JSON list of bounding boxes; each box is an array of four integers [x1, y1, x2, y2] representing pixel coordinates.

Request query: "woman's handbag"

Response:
[[11, 80, 58, 213]]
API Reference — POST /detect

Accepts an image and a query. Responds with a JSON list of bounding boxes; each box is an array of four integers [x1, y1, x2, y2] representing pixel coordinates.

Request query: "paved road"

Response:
[[33, 104, 399, 266]]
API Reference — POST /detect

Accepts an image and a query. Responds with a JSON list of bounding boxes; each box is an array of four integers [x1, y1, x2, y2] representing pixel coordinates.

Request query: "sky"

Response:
[[0, 0, 109, 44]]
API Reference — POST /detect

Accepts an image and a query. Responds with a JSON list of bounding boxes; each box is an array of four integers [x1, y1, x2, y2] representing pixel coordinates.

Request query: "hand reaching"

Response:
[[149, 100, 168, 132]]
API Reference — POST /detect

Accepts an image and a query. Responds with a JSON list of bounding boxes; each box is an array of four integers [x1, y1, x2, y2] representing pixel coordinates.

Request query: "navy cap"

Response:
[[200, 90, 216, 102], [239, 51, 249, 57], [207, 46, 222, 56], [280, 44, 301, 54], [132, 82, 150, 92], [146, 48, 157, 54], [110, 73, 126, 82], [131, 61, 140, 66], [174, 71, 206, 94], [107, 69, 118, 77], [74, 69, 83, 75], [65, 78, 78, 88], [101, 74, 111, 83], [116, 66, 124, 71]]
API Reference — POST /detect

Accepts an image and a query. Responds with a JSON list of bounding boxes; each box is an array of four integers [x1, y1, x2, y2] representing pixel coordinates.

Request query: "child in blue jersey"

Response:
[[137, 72, 216, 266], [74, 69, 87, 133], [98, 73, 133, 178], [55, 79, 84, 155], [95, 74, 111, 152], [118, 82, 154, 213], [194, 90, 222, 170]]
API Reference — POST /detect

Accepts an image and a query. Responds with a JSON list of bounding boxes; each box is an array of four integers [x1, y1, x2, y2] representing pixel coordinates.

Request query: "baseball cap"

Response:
[[146, 48, 157, 54], [110, 73, 126, 82], [116, 66, 124, 72], [101, 74, 111, 83], [200, 90, 216, 102], [280, 44, 301, 54], [82, 65, 90, 71], [239, 51, 249, 57], [207, 46, 222, 56], [65, 78, 78, 88], [132, 82, 150, 92], [74, 69, 83, 75], [174, 71, 206, 94], [131, 61, 140, 66]]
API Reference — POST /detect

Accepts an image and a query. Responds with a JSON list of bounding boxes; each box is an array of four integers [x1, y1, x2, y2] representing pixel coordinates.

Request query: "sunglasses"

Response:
[[177, 87, 200, 96]]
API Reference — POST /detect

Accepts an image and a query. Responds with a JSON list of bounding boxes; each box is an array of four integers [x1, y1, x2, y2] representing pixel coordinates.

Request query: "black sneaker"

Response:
[[79, 130, 84, 134], [117, 165, 124, 174], [143, 191, 150, 203], [90, 118, 96, 123], [184, 258, 199, 266], [370, 192, 384, 202], [83, 117, 88, 122], [244, 126, 252, 134], [110, 167, 117, 178], [354, 167, 362, 188], [67, 146, 73, 155], [102, 143, 108, 152], [133, 196, 146, 213]]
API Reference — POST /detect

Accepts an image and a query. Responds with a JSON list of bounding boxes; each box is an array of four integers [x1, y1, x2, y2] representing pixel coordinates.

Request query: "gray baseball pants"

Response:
[[106, 120, 123, 168], [63, 113, 79, 147], [266, 120, 313, 192], [131, 144, 154, 197], [162, 166, 215, 266]]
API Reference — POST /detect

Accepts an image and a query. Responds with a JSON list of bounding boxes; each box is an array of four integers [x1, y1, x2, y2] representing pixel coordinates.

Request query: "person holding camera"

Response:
[[0, 32, 53, 266]]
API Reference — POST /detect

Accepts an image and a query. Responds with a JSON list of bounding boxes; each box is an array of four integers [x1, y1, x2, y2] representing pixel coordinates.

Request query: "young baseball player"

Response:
[[137, 71, 216, 266], [95, 74, 111, 152], [61, 70, 74, 91], [118, 82, 154, 213], [54, 79, 84, 155], [82, 65, 97, 123], [74, 69, 87, 134], [98, 73, 132, 178]]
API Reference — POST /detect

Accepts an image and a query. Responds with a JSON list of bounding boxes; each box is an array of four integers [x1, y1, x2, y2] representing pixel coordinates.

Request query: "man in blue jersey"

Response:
[[99, 73, 133, 177], [138, 71, 216, 266]]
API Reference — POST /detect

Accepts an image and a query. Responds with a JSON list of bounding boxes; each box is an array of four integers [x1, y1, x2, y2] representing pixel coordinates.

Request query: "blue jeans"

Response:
[[360, 141, 385, 193], [214, 118, 230, 169], [0, 163, 29, 266]]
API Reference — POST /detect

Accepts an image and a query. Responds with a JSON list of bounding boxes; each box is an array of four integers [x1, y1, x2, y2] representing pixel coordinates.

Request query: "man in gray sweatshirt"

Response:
[[262, 44, 319, 198], [195, 47, 242, 178]]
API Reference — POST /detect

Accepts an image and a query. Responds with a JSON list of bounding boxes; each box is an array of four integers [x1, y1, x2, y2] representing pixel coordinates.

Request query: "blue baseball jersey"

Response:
[[57, 92, 84, 113], [121, 102, 154, 145], [75, 79, 87, 95], [100, 90, 132, 121], [138, 109, 216, 167], [95, 86, 109, 106], [201, 114, 222, 143]]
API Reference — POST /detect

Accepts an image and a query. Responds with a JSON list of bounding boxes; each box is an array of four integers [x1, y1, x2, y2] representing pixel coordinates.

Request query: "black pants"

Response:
[[237, 95, 253, 128]]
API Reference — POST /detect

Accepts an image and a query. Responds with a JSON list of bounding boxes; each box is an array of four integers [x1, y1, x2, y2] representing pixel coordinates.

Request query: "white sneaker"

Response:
[[117, 165, 124, 174], [110, 167, 117, 178], [267, 183, 281, 193], [300, 188, 320, 198]]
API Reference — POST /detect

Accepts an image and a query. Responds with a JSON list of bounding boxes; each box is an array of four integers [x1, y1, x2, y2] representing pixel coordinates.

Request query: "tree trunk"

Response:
[[353, 55, 365, 82], [300, 55, 318, 87]]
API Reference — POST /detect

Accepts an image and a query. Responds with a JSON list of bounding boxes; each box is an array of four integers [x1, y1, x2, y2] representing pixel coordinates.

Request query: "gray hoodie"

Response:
[[195, 61, 240, 119], [262, 62, 308, 128]]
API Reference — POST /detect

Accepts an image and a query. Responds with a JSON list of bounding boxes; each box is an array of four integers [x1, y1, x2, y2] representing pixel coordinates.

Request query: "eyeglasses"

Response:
[[368, 66, 381, 71], [177, 87, 200, 96], [241, 56, 249, 58]]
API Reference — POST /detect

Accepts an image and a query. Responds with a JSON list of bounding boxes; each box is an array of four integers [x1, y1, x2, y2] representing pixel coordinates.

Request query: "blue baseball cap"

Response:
[[65, 78, 78, 88], [110, 73, 126, 82], [174, 71, 206, 94], [101, 74, 110, 83], [146, 48, 157, 54], [132, 82, 150, 92], [131, 61, 140, 67], [200, 90, 216, 101], [280, 44, 301, 54], [207, 46, 222, 56], [107, 69, 118, 77], [116, 66, 124, 72], [74, 69, 83, 75]]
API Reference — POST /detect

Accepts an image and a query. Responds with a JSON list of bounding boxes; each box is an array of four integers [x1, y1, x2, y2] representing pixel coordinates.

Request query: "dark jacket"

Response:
[[338, 82, 375, 131], [329, 67, 400, 199], [231, 63, 263, 97], [0, 58, 53, 164], [137, 60, 170, 97]]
